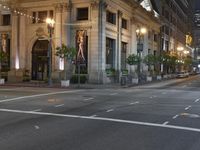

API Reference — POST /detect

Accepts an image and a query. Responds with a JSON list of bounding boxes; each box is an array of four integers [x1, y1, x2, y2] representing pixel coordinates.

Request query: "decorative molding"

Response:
[[118, 10, 123, 17], [91, 0, 99, 10], [35, 27, 45, 37], [63, 2, 72, 12], [55, 3, 63, 13]]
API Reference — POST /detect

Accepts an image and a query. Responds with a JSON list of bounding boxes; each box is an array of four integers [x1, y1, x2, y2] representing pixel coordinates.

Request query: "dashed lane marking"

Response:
[[195, 99, 200, 103], [90, 115, 97, 117], [110, 93, 118, 96], [163, 121, 169, 125], [83, 98, 94, 101], [0, 90, 84, 103], [185, 106, 192, 110], [106, 109, 114, 113], [32, 109, 42, 112], [34, 125, 40, 130], [1, 108, 200, 133], [173, 115, 179, 119], [130, 101, 139, 105], [55, 104, 64, 108]]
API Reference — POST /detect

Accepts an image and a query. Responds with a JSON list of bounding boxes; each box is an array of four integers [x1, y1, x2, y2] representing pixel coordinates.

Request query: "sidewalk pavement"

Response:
[[1, 75, 198, 89]]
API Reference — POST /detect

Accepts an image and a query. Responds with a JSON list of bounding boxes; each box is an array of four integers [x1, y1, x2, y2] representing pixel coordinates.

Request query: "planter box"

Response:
[[157, 75, 162, 80], [0, 78, 5, 85], [61, 80, 70, 87], [132, 78, 138, 84], [147, 76, 152, 82]]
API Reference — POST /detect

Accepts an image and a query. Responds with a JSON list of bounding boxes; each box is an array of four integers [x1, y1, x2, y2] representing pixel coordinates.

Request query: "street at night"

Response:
[[0, 75, 200, 150]]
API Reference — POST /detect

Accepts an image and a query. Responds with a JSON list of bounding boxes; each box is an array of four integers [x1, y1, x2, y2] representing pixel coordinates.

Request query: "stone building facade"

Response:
[[0, 0, 160, 84]]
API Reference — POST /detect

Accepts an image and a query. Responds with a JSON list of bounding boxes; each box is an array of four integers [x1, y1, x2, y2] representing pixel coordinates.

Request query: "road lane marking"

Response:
[[90, 115, 97, 117], [195, 99, 200, 103], [130, 101, 139, 105], [185, 106, 192, 110], [0, 90, 84, 103], [55, 104, 64, 108], [2, 108, 200, 133], [106, 109, 114, 113], [173, 115, 179, 119], [34, 125, 40, 130], [163, 121, 169, 125], [110, 93, 118, 96], [83, 98, 94, 101], [162, 92, 166, 95], [32, 109, 42, 112]]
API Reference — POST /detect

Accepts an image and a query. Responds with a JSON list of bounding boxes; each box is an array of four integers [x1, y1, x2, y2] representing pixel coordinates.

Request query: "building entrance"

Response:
[[32, 40, 48, 80]]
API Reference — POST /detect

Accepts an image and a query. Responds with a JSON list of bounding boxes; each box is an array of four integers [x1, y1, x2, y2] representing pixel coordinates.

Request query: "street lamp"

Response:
[[136, 27, 147, 83], [46, 18, 55, 86]]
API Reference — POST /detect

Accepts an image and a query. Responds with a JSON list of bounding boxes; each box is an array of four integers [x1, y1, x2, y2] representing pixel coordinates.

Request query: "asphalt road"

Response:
[[0, 75, 200, 150]]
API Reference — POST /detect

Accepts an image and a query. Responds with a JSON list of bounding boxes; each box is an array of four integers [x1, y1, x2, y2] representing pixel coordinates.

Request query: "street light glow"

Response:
[[46, 18, 55, 27], [140, 28, 147, 34], [136, 27, 147, 35], [177, 47, 184, 51]]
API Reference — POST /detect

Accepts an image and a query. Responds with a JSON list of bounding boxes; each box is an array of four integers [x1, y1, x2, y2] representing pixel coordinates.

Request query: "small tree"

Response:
[[143, 54, 158, 75], [56, 44, 76, 80], [126, 54, 141, 77], [0, 51, 7, 79]]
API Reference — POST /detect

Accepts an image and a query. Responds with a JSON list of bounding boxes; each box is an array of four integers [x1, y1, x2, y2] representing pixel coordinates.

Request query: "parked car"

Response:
[[176, 71, 189, 78]]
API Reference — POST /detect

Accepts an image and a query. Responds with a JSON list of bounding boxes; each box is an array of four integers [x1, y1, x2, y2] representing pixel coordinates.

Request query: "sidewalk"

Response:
[[1, 75, 198, 89]]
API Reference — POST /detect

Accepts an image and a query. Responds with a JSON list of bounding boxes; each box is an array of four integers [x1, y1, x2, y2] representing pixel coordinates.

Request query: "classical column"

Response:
[[116, 10, 123, 82], [11, 12, 19, 70], [130, 17, 138, 74], [87, 0, 107, 83], [19, 11, 26, 69], [54, 3, 63, 71], [62, 2, 72, 46]]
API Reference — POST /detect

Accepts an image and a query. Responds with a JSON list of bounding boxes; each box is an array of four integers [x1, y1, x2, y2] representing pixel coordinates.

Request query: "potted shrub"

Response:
[[121, 69, 128, 76], [56, 44, 76, 87], [126, 54, 141, 84], [0, 51, 7, 85], [106, 68, 116, 76]]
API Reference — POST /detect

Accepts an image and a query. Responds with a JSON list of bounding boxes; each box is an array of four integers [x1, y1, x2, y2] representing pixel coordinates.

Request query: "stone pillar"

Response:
[[8, 12, 23, 82], [11, 13, 19, 69], [54, 3, 63, 71], [89, 0, 107, 83], [130, 17, 137, 75], [62, 2, 72, 46], [19, 12, 26, 69], [116, 10, 123, 82]]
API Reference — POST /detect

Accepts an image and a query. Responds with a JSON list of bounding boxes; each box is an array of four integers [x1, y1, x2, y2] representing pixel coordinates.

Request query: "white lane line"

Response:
[[0, 90, 84, 103], [32, 109, 42, 112], [130, 101, 139, 105], [34, 125, 40, 130], [185, 106, 192, 110], [55, 104, 64, 108], [110, 93, 118, 96], [106, 109, 114, 113], [83, 98, 94, 101], [162, 92, 166, 95], [173, 115, 179, 119], [195, 99, 200, 103], [90, 115, 97, 117], [2, 108, 200, 133], [163, 121, 169, 125], [182, 85, 187, 88]]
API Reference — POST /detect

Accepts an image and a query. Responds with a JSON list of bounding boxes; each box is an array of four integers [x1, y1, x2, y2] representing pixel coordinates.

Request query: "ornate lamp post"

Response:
[[136, 27, 147, 83], [46, 18, 55, 86]]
